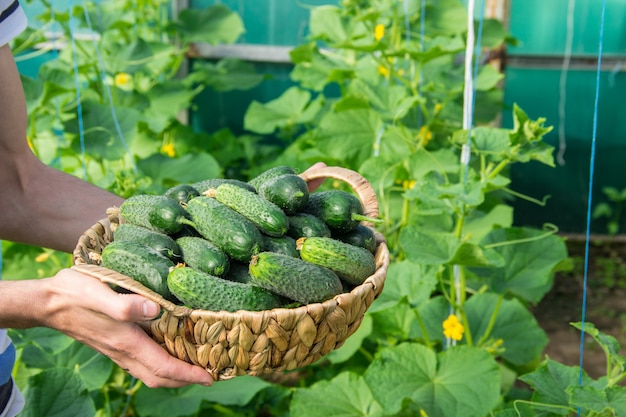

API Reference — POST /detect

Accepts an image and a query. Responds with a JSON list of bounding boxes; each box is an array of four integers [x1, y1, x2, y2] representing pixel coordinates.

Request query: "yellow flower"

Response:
[[402, 179, 416, 190], [378, 65, 390, 78], [419, 125, 433, 145], [161, 143, 176, 157], [419, 410, 429, 417], [35, 251, 51, 263], [434, 103, 443, 113], [442, 314, 464, 341], [114, 72, 132, 87], [374, 24, 385, 41]]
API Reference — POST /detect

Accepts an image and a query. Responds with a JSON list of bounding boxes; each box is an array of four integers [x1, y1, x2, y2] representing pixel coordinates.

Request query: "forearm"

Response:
[[0, 44, 123, 252], [0, 278, 51, 328]]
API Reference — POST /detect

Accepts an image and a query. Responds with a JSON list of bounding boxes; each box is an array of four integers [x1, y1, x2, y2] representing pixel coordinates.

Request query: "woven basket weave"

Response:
[[72, 166, 389, 381]]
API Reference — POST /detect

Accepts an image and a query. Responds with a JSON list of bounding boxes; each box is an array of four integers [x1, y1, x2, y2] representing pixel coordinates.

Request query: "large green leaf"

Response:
[[244, 87, 322, 134], [368, 260, 438, 312], [399, 227, 504, 267], [137, 152, 221, 186], [568, 385, 626, 415], [290, 371, 385, 417], [20, 368, 96, 417], [469, 227, 569, 303], [65, 100, 139, 160], [134, 376, 271, 417], [172, 5, 244, 45], [315, 109, 382, 168], [520, 359, 594, 414], [191, 58, 264, 92], [364, 343, 500, 417], [144, 80, 199, 132], [309, 5, 348, 43], [465, 293, 547, 366]]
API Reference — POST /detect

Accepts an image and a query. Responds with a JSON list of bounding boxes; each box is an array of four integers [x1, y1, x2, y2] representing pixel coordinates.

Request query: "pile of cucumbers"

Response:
[[100, 166, 380, 312]]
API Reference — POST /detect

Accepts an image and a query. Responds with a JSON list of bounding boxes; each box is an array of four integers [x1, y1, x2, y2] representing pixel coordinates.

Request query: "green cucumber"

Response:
[[304, 190, 381, 232], [183, 196, 263, 262], [101, 240, 174, 298], [257, 173, 309, 215], [249, 252, 343, 304], [176, 236, 230, 277], [287, 213, 331, 239], [191, 178, 256, 195], [333, 224, 377, 253], [296, 236, 377, 286], [164, 184, 200, 204], [112, 223, 182, 261], [119, 194, 188, 234], [248, 165, 296, 189], [167, 266, 285, 312], [213, 183, 289, 237], [262, 235, 299, 258]]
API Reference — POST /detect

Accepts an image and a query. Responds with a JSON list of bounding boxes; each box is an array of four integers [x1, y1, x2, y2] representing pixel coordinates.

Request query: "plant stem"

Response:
[[476, 294, 503, 347]]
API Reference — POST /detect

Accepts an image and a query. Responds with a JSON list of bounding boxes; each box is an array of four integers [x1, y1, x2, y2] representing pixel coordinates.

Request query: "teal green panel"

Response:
[[15, 51, 56, 78], [508, 0, 626, 56], [190, 0, 339, 45], [502, 67, 626, 233]]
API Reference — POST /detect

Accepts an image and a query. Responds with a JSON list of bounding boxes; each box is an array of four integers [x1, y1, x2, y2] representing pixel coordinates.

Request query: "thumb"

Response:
[[107, 293, 161, 322]]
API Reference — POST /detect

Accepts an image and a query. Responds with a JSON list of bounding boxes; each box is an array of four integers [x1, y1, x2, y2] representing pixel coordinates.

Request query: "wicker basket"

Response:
[[72, 166, 389, 381]]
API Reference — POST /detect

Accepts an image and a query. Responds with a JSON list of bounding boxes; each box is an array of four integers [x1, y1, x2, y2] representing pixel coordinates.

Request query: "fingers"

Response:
[[111, 326, 214, 388]]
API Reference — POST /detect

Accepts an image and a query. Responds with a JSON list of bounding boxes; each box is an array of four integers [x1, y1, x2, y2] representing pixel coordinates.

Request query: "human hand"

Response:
[[40, 268, 214, 388], [302, 162, 328, 192]]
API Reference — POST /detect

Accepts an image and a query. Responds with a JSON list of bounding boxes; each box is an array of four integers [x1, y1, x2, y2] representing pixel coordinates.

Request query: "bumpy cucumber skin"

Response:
[[184, 196, 262, 262], [249, 252, 343, 304], [176, 236, 230, 277], [119, 194, 187, 234], [191, 178, 256, 195], [262, 235, 299, 258], [164, 184, 200, 204], [113, 223, 182, 261], [214, 183, 289, 237], [167, 266, 285, 312], [297, 236, 377, 286], [333, 224, 377, 253], [304, 190, 364, 232], [248, 166, 296, 189], [287, 213, 331, 239], [257, 173, 309, 215], [101, 240, 174, 298]]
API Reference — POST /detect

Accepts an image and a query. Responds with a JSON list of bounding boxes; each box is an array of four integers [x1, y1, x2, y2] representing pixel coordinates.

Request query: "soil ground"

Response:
[[531, 236, 626, 380]]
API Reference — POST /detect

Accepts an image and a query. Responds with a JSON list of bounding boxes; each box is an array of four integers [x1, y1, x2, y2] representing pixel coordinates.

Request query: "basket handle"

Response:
[[71, 263, 192, 317], [299, 166, 380, 225]]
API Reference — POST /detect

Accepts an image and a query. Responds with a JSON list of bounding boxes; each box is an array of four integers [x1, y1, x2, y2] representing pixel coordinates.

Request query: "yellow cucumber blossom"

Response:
[[443, 314, 464, 341], [114, 72, 132, 87], [161, 143, 176, 157], [374, 23, 385, 41], [35, 251, 51, 263], [378, 65, 390, 78], [418, 125, 433, 145]]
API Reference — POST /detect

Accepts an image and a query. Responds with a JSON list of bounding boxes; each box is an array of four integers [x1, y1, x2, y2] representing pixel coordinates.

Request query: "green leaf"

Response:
[[144, 80, 199, 132], [364, 343, 500, 417], [369, 299, 422, 341], [135, 376, 272, 417], [309, 5, 348, 43], [519, 359, 592, 413], [469, 227, 569, 303], [466, 293, 548, 366], [137, 152, 221, 185], [315, 109, 382, 168], [369, 260, 438, 312], [399, 227, 503, 267], [243, 87, 319, 134], [101, 37, 153, 74], [172, 5, 244, 45], [291, 372, 384, 417], [20, 368, 96, 417], [475, 63, 504, 91], [463, 205, 514, 244], [568, 385, 626, 415], [191, 58, 264, 92], [65, 100, 139, 160]]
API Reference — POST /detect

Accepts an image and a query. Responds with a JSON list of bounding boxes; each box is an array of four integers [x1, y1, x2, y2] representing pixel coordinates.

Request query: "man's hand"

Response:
[[39, 269, 214, 388]]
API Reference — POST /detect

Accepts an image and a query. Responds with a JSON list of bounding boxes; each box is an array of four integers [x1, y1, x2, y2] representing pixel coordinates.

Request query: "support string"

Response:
[[556, 0, 576, 166], [68, 0, 88, 180], [579, 0, 607, 388]]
